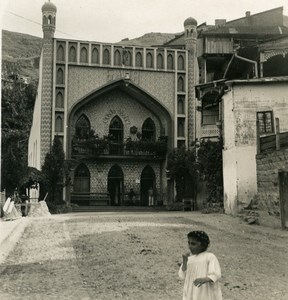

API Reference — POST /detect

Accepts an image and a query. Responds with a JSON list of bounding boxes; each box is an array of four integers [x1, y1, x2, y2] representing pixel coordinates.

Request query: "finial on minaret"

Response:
[[42, 1, 57, 38]]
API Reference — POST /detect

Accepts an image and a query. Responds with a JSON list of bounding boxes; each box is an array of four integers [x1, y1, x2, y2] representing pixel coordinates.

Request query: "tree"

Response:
[[197, 139, 223, 204], [1, 63, 37, 194], [167, 147, 199, 202], [41, 136, 67, 203]]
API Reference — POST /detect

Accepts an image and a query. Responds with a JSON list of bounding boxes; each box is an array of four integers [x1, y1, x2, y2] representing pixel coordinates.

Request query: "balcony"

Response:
[[71, 136, 168, 160]]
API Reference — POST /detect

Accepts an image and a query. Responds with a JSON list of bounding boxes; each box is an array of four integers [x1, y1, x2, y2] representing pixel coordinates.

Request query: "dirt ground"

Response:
[[0, 211, 287, 300]]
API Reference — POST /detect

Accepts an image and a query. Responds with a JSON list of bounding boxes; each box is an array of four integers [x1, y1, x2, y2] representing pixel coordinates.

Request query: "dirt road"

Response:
[[0, 212, 287, 300]]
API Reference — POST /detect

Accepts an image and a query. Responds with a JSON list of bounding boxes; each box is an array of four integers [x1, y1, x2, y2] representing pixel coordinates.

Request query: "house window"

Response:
[[91, 48, 99, 64], [146, 53, 153, 68], [157, 54, 163, 69], [114, 50, 121, 66], [56, 91, 64, 108], [57, 45, 65, 61], [178, 55, 185, 70], [69, 46, 77, 62], [80, 47, 88, 63], [167, 54, 173, 70], [103, 49, 110, 65], [202, 92, 220, 125], [257, 111, 273, 134]]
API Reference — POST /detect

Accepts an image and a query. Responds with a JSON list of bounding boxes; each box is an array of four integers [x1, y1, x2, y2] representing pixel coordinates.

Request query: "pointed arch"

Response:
[[91, 47, 99, 64], [80, 47, 88, 63], [146, 52, 153, 68], [75, 114, 91, 138], [140, 165, 156, 206], [157, 53, 163, 69], [103, 49, 110, 65], [109, 116, 123, 155], [57, 68, 64, 84], [56, 91, 64, 108], [178, 76, 185, 92], [57, 45, 65, 61], [136, 52, 143, 67], [74, 163, 90, 193], [114, 50, 121, 66], [178, 55, 185, 70], [142, 118, 156, 141], [124, 50, 132, 66], [69, 46, 77, 62], [55, 115, 63, 132], [108, 164, 124, 205], [177, 96, 185, 114], [167, 54, 173, 70]]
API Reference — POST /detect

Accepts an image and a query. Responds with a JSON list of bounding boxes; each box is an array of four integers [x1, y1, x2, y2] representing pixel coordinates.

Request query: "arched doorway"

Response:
[[109, 116, 123, 155], [108, 165, 124, 206], [73, 164, 90, 205], [140, 165, 156, 206]]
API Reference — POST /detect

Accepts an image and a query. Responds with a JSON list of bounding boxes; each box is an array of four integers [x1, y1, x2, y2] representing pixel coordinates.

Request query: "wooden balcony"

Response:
[[71, 138, 167, 160]]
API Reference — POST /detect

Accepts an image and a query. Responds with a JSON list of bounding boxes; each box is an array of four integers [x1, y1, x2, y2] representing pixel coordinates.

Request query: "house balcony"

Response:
[[71, 138, 168, 161]]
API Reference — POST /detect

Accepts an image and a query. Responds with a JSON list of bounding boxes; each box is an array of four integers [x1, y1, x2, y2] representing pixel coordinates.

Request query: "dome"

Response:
[[184, 17, 197, 27], [42, 1, 57, 13]]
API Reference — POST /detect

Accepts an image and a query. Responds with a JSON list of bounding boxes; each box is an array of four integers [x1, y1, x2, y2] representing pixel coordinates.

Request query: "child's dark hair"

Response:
[[187, 231, 210, 251]]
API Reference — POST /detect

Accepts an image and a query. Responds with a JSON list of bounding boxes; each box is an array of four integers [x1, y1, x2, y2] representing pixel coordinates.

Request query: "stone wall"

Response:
[[256, 148, 288, 214]]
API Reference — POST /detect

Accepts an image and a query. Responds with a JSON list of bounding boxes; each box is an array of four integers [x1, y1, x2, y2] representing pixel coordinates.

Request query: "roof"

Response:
[[226, 76, 288, 85]]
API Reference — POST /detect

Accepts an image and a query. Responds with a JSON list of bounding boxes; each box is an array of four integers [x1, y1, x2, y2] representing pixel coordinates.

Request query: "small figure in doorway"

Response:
[[148, 187, 154, 206], [128, 188, 136, 205]]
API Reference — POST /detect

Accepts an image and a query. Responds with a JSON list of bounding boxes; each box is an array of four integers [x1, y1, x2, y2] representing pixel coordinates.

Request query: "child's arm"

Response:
[[178, 252, 190, 279]]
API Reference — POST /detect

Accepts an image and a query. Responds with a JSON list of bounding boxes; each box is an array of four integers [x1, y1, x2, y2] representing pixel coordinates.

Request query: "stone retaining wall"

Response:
[[256, 148, 288, 214]]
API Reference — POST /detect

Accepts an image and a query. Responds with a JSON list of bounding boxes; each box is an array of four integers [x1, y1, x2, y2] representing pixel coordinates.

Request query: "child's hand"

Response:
[[193, 277, 212, 287], [181, 252, 190, 271]]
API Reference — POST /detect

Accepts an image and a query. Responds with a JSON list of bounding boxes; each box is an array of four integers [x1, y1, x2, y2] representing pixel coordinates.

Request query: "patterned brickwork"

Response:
[[186, 43, 197, 147], [71, 89, 161, 139], [67, 67, 175, 114], [40, 38, 54, 166], [69, 160, 166, 201]]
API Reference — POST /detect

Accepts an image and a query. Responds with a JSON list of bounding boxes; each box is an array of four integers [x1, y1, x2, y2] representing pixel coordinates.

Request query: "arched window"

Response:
[[146, 53, 153, 68], [55, 116, 63, 132], [56, 92, 64, 108], [57, 45, 65, 61], [103, 49, 110, 65], [80, 47, 88, 63], [57, 68, 64, 84], [177, 96, 185, 114], [157, 54, 163, 69], [178, 55, 185, 70], [74, 164, 90, 193], [75, 115, 91, 139], [177, 118, 185, 137], [48, 16, 52, 25], [114, 50, 121, 66], [178, 76, 184, 92], [69, 46, 76, 62], [109, 116, 123, 155], [136, 52, 143, 67], [142, 118, 156, 141], [91, 47, 99, 64], [167, 54, 173, 70]]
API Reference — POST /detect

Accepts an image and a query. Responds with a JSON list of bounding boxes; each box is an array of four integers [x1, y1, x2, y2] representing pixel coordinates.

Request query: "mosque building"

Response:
[[28, 1, 288, 212]]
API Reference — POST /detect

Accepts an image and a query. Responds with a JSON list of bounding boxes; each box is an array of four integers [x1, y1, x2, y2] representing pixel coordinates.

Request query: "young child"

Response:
[[179, 231, 222, 300]]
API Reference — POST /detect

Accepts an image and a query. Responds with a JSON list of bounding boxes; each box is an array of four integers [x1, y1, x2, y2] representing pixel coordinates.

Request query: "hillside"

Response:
[[2, 30, 43, 81], [117, 32, 178, 46]]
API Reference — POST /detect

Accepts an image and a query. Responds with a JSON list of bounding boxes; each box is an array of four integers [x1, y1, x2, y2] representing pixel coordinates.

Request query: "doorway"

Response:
[[140, 165, 155, 206], [107, 165, 124, 205]]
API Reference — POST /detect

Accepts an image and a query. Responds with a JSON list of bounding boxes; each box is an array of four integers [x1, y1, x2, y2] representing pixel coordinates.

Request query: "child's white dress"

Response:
[[179, 251, 222, 300]]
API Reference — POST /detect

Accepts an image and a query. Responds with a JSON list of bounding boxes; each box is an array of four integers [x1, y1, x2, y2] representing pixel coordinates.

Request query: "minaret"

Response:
[[184, 17, 198, 147], [40, 0, 57, 165]]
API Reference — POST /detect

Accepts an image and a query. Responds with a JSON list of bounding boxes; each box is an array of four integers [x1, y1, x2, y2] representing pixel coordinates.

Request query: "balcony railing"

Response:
[[71, 137, 168, 158]]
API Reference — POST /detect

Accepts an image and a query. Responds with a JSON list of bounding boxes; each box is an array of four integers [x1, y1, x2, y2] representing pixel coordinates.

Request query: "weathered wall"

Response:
[[256, 148, 288, 214], [222, 81, 288, 214]]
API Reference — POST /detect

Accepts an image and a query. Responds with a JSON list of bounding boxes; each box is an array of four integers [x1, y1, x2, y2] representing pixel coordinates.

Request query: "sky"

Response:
[[1, 0, 288, 43]]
